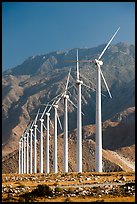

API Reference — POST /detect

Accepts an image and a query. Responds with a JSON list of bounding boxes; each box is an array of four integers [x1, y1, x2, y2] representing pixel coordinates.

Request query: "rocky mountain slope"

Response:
[[2, 106, 135, 174], [2, 42, 135, 162]]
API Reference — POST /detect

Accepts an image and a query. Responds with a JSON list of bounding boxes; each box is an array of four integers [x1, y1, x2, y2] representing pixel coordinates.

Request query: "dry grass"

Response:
[[2, 171, 135, 202]]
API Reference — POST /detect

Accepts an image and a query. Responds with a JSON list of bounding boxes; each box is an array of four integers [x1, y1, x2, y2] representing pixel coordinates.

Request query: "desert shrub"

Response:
[[55, 187, 64, 194], [65, 197, 72, 202], [31, 184, 53, 197], [68, 187, 75, 194], [18, 197, 26, 202], [53, 182, 58, 186], [17, 183, 26, 188]]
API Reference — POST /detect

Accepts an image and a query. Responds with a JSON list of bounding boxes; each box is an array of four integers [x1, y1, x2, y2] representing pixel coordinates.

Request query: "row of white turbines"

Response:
[[18, 27, 120, 174]]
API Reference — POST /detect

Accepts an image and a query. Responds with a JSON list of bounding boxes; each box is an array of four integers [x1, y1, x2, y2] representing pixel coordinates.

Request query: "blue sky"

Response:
[[2, 2, 135, 71]]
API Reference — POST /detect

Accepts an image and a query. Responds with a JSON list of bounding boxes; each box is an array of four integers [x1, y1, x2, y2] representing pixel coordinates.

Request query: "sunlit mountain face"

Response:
[[2, 42, 135, 166]]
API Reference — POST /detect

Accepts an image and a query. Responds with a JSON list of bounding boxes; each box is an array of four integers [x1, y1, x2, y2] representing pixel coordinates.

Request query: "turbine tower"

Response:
[[40, 103, 51, 174], [18, 140, 21, 174], [94, 27, 120, 172], [30, 128, 33, 174], [76, 49, 83, 172], [39, 118, 44, 173], [23, 136, 26, 174], [53, 103, 58, 173], [21, 137, 24, 174], [26, 132, 29, 174], [34, 124, 37, 173], [33, 109, 40, 173], [48, 97, 63, 173], [46, 112, 50, 173], [63, 95, 69, 172], [50, 69, 71, 172], [24, 121, 32, 174], [53, 69, 71, 172]]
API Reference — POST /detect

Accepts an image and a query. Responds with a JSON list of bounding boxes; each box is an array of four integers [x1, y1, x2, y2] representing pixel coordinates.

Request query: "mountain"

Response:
[[2, 106, 135, 174], [2, 42, 135, 161]]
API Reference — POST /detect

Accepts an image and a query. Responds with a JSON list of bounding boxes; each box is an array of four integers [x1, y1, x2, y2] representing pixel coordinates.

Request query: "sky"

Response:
[[2, 2, 135, 71]]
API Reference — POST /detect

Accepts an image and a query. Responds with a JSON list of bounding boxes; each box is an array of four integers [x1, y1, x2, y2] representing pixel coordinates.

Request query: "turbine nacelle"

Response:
[[76, 79, 83, 85], [64, 94, 69, 99], [46, 112, 50, 116], [39, 118, 44, 122], [53, 104, 59, 109], [95, 59, 103, 66]]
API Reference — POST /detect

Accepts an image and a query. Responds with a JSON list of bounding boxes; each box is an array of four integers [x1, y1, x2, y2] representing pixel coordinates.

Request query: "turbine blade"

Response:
[[36, 127, 41, 134], [43, 123, 47, 130], [34, 108, 40, 124], [47, 99, 56, 113], [68, 98, 77, 109], [25, 120, 33, 135], [41, 103, 49, 119], [47, 105, 52, 113], [98, 66, 112, 98], [64, 60, 95, 62], [56, 93, 64, 105], [68, 98, 84, 115], [57, 112, 62, 130], [98, 27, 120, 60], [49, 118, 54, 129], [80, 73, 96, 88], [49, 93, 62, 104], [77, 49, 79, 80], [65, 68, 71, 91], [83, 82, 96, 92]]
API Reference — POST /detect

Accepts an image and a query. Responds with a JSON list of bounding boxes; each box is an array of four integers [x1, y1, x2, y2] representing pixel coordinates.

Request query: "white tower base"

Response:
[[95, 64, 102, 172]]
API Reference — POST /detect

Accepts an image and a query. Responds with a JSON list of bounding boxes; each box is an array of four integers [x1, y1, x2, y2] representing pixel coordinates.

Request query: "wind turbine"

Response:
[[26, 132, 29, 174], [23, 120, 33, 174], [29, 109, 40, 174], [63, 70, 71, 173], [76, 49, 83, 172], [40, 103, 51, 174], [34, 109, 40, 173], [51, 99, 63, 173], [65, 50, 95, 172], [21, 137, 24, 174], [44, 95, 63, 173], [94, 27, 120, 172], [23, 135, 26, 174], [54, 69, 72, 172], [39, 95, 62, 174], [18, 139, 21, 174], [29, 128, 33, 174]]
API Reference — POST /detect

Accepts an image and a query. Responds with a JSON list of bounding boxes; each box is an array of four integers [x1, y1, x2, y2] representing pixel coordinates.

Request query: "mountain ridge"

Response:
[[2, 42, 135, 162]]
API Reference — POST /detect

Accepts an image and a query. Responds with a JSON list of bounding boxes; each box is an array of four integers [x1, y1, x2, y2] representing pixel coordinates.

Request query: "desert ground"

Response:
[[2, 171, 135, 202]]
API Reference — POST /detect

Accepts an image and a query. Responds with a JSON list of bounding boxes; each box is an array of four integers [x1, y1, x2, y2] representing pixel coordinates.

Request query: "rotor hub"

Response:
[[76, 79, 83, 85], [95, 59, 103, 66], [53, 104, 58, 109], [39, 118, 44, 122], [64, 94, 69, 99], [46, 112, 50, 116]]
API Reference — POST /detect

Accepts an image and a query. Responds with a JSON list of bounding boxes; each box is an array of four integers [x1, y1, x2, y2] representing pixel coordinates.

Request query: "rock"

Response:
[[120, 175, 126, 181], [71, 193, 76, 197], [78, 187, 83, 191]]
